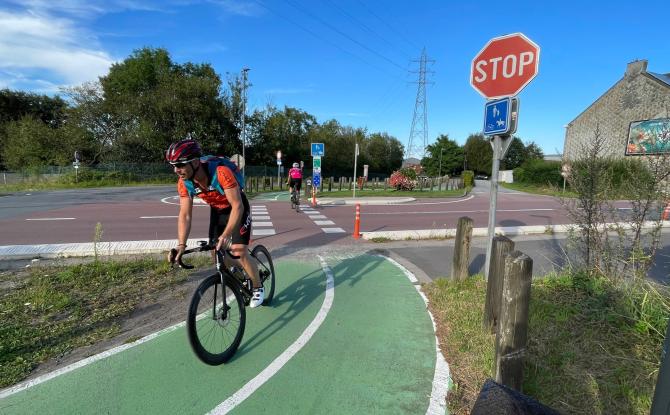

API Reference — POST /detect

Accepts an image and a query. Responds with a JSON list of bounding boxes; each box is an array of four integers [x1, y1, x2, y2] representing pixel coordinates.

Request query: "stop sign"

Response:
[[470, 33, 540, 99]]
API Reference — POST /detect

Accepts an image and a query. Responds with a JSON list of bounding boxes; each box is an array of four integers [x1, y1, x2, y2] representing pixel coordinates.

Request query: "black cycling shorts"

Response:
[[208, 192, 252, 246], [289, 178, 302, 192]]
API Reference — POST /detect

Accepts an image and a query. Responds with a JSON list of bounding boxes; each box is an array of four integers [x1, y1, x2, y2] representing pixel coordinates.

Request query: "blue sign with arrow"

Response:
[[483, 97, 511, 136]]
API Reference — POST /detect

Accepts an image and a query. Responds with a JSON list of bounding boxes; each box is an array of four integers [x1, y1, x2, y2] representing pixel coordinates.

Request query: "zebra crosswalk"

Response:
[[300, 206, 345, 233], [251, 204, 276, 236]]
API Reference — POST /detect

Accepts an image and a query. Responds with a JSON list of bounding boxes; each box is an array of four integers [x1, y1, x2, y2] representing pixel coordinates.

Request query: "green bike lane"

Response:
[[0, 254, 447, 414]]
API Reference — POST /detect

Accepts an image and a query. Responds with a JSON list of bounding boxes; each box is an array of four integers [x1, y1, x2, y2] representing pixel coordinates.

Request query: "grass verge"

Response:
[[500, 182, 577, 198], [423, 273, 669, 414], [0, 255, 210, 388]]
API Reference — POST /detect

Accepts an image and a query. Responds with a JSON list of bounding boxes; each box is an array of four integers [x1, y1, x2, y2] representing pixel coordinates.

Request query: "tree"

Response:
[[0, 89, 68, 169], [421, 134, 463, 176], [463, 133, 492, 175], [365, 132, 404, 175], [501, 137, 525, 170], [98, 47, 233, 162], [524, 141, 544, 161], [2, 116, 68, 169]]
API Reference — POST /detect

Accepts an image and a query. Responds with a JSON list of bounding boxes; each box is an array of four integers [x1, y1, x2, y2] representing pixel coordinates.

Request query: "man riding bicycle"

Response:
[[287, 162, 303, 196], [166, 139, 264, 307]]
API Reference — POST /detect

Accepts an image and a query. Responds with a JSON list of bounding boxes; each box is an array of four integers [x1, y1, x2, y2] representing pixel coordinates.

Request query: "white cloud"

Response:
[[0, 10, 115, 89], [209, 0, 264, 17]]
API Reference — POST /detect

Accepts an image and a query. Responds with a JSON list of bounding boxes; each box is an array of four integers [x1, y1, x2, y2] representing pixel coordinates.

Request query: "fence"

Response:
[[1, 164, 464, 192]]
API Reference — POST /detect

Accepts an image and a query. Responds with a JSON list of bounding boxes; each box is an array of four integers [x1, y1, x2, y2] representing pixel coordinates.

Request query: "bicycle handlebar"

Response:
[[169, 241, 240, 270]]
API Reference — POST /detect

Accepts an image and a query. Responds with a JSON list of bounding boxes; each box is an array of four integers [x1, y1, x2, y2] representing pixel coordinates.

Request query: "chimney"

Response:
[[625, 59, 648, 77]]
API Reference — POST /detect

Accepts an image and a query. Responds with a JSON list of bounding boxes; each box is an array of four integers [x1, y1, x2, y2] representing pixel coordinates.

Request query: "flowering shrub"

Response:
[[389, 170, 416, 191]]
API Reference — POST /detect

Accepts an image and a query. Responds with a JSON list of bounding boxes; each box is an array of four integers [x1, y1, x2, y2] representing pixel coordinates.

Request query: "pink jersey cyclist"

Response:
[[287, 163, 303, 192]]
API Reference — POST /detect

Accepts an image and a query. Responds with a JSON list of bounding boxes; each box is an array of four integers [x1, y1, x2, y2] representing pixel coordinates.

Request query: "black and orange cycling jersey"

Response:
[[177, 165, 239, 209]]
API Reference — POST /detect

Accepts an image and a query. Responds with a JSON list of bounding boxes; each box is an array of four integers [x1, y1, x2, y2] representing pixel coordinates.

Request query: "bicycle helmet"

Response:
[[292, 162, 299, 168], [166, 140, 202, 164]]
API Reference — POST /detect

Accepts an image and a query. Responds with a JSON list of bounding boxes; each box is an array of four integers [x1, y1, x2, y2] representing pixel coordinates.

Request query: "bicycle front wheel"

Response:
[[187, 274, 246, 365], [251, 245, 275, 305]]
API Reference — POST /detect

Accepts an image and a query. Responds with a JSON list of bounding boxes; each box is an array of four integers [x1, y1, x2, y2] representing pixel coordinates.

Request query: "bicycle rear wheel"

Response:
[[251, 245, 275, 305], [187, 274, 246, 365]]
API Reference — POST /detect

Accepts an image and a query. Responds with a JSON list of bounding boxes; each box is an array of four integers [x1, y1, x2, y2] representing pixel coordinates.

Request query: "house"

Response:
[[563, 60, 670, 161]]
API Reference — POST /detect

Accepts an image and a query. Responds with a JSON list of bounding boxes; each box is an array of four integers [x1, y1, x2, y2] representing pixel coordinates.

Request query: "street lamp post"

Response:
[[241, 68, 250, 180], [276, 150, 282, 186]]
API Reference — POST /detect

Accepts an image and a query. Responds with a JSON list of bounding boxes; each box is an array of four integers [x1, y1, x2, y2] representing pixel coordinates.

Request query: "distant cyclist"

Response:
[[287, 162, 303, 196], [166, 139, 264, 307]]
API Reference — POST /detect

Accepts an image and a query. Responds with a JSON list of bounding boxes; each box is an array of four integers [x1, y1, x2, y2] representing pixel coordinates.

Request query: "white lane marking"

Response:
[[393, 194, 474, 206], [376, 255, 450, 415], [252, 215, 271, 220], [252, 229, 276, 236], [308, 215, 327, 220], [140, 216, 178, 219], [314, 220, 335, 226], [0, 321, 186, 399], [254, 222, 274, 227], [25, 218, 75, 221], [209, 256, 335, 414], [322, 227, 346, 233], [303, 211, 320, 215], [365, 208, 554, 215]]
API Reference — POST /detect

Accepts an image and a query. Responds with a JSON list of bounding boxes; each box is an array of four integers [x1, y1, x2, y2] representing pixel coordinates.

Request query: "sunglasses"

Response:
[[170, 158, 196, 168]]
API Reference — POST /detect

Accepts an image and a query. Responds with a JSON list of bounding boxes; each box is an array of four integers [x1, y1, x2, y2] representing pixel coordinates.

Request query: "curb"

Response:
[[361, 221, 670, 241], [316, 197, 415, 205]]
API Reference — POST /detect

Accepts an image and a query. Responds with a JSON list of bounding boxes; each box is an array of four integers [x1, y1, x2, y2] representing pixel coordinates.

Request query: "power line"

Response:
[[253, 0, 401, 79], [322, 0, 412, 61], [283, 0, 408, 72], [354, 0, 420, 54]]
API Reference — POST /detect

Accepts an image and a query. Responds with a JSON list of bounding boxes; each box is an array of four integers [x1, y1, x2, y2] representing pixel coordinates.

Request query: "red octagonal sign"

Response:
[[470, 33, 540, 99]]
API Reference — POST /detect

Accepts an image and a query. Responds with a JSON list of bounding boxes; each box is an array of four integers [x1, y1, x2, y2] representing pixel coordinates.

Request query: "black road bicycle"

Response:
[[290, 188, 300, 211], [171, 241, 276, 365]]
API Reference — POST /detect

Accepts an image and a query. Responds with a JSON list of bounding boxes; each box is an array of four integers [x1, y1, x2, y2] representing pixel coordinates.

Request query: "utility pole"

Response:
[[241, 67, 250, 180], [438, 147, 444, 177]]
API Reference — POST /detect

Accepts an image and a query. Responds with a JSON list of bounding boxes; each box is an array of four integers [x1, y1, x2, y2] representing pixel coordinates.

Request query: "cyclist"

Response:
[[166, 139, 264, 307], [287, 162, 303, 198]]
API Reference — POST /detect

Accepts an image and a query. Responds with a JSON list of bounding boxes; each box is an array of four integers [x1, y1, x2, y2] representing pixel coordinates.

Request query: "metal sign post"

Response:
[[484, 135, 502, 280]]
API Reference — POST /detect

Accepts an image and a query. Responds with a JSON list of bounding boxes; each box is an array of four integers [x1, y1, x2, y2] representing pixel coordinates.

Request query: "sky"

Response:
[[1, 0, 668, 157]]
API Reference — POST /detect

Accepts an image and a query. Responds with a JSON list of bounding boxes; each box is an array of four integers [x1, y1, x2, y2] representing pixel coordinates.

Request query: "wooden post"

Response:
[[384, 178, 388, 191], [495, 251, 533, 392], [329, 176, 333, 192], [651, 321, 670, 414], [451, 216, 474, 281], [349, 177, 353, 191], [484, 236, 515, 333], [339, 177, 343, 191]]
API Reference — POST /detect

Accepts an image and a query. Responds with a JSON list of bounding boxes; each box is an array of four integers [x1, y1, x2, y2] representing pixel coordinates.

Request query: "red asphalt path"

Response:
[[0, 191, 577, 247]]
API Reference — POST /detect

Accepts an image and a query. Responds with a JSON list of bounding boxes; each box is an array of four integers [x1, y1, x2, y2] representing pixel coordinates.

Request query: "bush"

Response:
[[398, 167, 417, 180], [389, 170, 416, 190], [462, 170, 474, 187], [513, 159, 562, 186]]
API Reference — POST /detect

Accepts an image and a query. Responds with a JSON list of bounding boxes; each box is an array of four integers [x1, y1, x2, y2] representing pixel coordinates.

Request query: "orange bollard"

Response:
[[353, 203, 361, 239], [311, 186, 317, 207], [663, 202, 670, 221]]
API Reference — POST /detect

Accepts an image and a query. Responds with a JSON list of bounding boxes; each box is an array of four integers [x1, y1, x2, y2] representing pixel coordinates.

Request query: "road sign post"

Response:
[[471, 33, 540, 280]]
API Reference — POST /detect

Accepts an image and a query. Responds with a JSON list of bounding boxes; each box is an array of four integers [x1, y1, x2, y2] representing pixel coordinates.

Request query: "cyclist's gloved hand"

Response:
[[216, 235, 232, 252]]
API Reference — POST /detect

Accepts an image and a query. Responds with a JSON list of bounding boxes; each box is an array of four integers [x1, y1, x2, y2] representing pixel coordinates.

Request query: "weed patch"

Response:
[[424, 274, 669, 414]]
